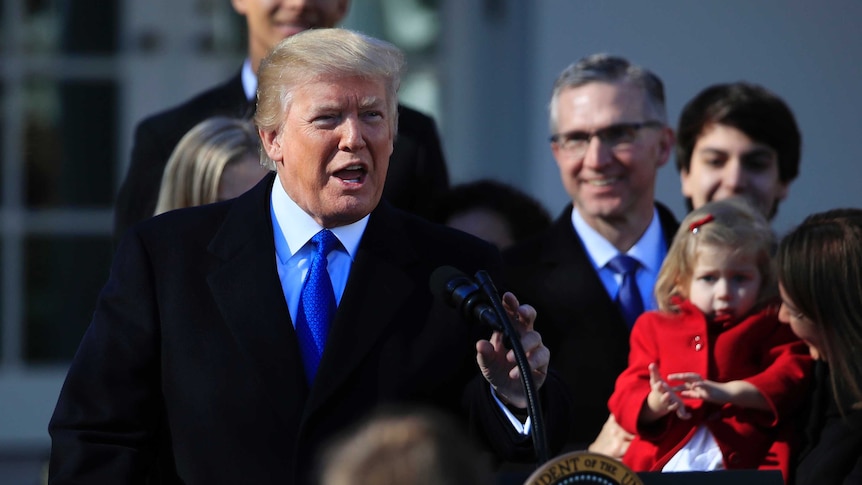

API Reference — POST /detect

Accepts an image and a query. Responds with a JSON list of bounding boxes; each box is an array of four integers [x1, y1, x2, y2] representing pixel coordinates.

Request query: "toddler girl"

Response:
[[608, 198, 811, 479]]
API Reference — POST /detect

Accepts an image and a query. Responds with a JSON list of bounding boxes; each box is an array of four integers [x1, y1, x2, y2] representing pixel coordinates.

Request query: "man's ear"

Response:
[[655, 126, 675, 168], [680, 168, 694, 198], [230, 0, 247, 15], [775, 179, 790, 202], [259, 128, 283, 163]]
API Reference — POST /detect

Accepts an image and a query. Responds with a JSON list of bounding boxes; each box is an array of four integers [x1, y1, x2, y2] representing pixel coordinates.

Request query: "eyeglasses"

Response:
[[549, 120, 664, 158]]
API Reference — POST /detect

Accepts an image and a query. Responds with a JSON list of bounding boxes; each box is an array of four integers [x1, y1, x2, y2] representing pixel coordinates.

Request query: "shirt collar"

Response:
[[571, 205, 665, 273], [270, 176, 368, 265], [241, 58, 257, 102]]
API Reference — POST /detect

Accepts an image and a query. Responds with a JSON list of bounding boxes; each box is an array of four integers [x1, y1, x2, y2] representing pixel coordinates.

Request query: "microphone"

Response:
[[430, 265, 550, 463], [429, 266, 505, 332]]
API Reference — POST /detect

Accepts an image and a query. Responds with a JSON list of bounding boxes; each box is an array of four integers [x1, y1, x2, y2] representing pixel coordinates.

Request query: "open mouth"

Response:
[[334, 165, 367, 184], [584, 177, 621, 187], [272, 22, 309, 37]]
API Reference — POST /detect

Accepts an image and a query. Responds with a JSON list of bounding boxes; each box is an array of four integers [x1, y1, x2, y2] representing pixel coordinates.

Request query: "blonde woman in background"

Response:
[[154, 116, 267, 215]]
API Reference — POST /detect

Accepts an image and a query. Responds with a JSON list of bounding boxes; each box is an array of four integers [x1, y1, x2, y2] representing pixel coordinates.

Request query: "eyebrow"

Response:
[[358, 96, 385, 109], [313, 97, 384, 112], [696, 146, 776, 158]]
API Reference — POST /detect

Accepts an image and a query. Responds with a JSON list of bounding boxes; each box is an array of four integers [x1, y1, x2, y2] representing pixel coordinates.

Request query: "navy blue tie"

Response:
[[296, 229, 339, 383], [607, 254, 644, 328]]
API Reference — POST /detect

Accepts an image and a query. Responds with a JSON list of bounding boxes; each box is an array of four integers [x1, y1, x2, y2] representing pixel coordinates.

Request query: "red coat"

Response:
[[608, 299, 811, 480]]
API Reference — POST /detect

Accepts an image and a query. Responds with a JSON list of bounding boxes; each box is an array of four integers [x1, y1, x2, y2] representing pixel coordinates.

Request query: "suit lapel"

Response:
[[656, 201, 681, 247], [305, 203, 417, 413], [206, 174, 309, 426], [219, 70, 255, 119], [541, 203, 679, 333], [543, 206, 622, 325]]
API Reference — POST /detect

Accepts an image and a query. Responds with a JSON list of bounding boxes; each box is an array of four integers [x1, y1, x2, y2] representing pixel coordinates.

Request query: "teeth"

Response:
[[587, 178, 617, 186]]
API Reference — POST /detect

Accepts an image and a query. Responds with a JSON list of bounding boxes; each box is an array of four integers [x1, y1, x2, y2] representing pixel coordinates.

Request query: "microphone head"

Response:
[[429, 265, 469, 305]]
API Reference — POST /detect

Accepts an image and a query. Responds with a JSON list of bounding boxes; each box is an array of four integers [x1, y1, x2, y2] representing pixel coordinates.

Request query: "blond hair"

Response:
[[654, 198, 775, 312], [319, 408, 492, 485], [154, 117, 261, 215], [255, 28, 404, 170]]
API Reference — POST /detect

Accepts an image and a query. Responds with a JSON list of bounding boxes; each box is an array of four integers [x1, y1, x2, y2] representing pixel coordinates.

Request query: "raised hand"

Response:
[[476, 292, 549, 409], [642, 362, 690, 423]]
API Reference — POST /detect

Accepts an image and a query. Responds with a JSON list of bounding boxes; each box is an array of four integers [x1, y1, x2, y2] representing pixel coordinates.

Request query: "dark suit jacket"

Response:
[[794, 360, 862, 485], [502, 203, 679, 450], [113, 70, 449, 242], [50, 174, 570, 485]]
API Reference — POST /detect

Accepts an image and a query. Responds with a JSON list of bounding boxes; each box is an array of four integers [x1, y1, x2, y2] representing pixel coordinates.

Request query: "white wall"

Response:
[[444, 0, 862, 235]]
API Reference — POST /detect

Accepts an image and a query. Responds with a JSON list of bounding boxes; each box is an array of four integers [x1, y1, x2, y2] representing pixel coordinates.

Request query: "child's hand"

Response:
[[667, 372, 727, 404], [641, 363, 691, 424], [667, 374, 769, 410]]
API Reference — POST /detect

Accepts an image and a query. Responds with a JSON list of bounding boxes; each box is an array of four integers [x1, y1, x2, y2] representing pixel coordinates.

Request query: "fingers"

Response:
[[502, 292, 536, 332], [475, 339, 496, 371], [648, 363, 662, 385], [667, 372, 703, 382], [662, 390, 691, 420], [588, 415, 633, 458], [646, 363, 694, 419]]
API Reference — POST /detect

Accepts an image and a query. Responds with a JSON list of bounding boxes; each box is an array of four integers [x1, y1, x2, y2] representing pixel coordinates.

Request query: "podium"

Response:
[[640, 470, 783, 484], [519, 452, 784, 485]]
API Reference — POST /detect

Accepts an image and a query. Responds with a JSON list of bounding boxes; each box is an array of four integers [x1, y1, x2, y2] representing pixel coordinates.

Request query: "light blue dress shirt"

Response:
[[269, 177, 367, 326], [571, 206, 667, 312]]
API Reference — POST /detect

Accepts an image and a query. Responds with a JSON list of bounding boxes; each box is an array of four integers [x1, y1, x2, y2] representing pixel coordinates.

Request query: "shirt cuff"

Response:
[[491, 385, 532, 435]]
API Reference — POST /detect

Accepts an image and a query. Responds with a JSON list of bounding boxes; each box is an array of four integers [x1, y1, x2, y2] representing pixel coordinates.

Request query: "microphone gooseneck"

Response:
[[429, 265, 550, 465]]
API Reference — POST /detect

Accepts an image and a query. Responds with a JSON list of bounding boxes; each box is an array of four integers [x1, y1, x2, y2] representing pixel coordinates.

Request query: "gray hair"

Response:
[[255, 28, 405, 170], [548, 54, 667, 133]]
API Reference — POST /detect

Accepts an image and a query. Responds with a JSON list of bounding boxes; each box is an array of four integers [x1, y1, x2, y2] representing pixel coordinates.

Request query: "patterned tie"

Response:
[[607, 254, 644, 328], [296, 229, 339, 383]]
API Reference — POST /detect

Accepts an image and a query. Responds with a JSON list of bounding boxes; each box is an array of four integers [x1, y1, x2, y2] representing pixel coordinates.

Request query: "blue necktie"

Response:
[[296, 229, 339, 383], [607, 254, 644, 328]]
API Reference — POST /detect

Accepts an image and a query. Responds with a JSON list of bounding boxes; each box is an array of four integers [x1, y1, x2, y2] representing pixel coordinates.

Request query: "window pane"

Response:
[[24, 78, 117, 208], [0, 238, 3, 360], [23, 0, 118, 55], [0, 80, 4, 203], [22, 0, 62, 54], [25, 235, 113, 363], [23, 78, 60, 207]]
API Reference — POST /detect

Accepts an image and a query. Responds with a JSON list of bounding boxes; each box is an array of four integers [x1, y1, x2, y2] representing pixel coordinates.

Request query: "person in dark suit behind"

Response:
[[114, 0, 448, 242], [502, 54, 678, 454], [48, 28, 570, 485], [430, 179, 552, 251]]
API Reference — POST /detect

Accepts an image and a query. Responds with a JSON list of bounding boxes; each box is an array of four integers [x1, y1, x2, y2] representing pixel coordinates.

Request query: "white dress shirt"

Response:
[[241, 58, 256, 102]]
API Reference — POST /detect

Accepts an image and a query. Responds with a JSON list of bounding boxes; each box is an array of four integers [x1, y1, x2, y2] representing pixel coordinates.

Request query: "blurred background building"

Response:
[[0, 0, 859, 482]]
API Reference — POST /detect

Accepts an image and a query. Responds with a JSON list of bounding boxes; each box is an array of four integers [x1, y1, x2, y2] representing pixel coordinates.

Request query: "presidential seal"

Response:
[[524, 451, 643, 485]]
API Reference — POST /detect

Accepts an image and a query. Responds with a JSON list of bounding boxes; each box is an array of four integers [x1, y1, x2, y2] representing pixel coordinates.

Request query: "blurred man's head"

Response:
[[548, 54, 673, 244], [231, 0, 350, 71], [676, 82, 801, 220]]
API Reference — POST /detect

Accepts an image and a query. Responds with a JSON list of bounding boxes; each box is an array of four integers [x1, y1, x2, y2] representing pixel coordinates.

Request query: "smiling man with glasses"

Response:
[[503, 54, 680, 456]]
